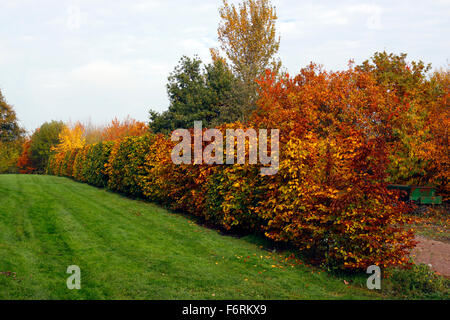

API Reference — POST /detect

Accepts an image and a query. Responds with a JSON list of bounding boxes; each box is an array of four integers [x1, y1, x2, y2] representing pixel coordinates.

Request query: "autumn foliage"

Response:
[[46, 59, 448, 270], [46, 117, 148, 176], [16, 138, 35, 174], [101, 117, 148, 141]]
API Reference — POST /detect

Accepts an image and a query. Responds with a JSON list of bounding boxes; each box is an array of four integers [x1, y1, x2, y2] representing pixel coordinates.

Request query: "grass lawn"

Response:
[[0, 174, 381, 299]]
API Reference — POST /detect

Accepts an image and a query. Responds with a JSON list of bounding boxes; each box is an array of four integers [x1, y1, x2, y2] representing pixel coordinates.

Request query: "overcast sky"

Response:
[[0, 0, 448, 132]]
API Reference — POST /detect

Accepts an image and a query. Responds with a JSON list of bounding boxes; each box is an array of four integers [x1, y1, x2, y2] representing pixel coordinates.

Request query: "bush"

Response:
[[106, 134, 155, 197], [61, 149, 78, 177], [205, 164, 265, 232], [384, 264, 450, 299], [48, 126, 417, 270], [82, 141, 114, 188], [0, 141, 23, 173], [73, 146, 89, 182]]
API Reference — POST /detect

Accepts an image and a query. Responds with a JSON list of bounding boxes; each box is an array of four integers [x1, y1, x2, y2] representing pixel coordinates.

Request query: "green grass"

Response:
[[0, 174, 381, 299]]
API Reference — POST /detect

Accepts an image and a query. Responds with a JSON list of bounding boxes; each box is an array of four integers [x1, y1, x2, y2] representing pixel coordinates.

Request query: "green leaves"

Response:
[[149, 56, 246, 133], [29, 121, 64, 173]]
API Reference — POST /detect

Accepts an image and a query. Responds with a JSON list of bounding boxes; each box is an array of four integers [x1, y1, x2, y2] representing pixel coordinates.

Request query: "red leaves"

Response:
[[252, 66, 416, 269], [16, 138, 35, 174]]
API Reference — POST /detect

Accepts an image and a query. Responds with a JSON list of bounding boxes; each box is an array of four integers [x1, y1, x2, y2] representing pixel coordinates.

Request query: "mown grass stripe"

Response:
[[0, 174, 380, 299]]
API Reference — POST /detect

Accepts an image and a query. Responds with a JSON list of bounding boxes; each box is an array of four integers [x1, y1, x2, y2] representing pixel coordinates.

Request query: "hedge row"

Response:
[[48, 127, 415, 270], [47, 67, 424, 270], [48, 141, 114, 188]]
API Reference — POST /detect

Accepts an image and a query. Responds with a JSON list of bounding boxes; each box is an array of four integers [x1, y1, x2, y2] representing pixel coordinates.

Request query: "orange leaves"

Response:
[[252, 67, 416, 269], [44, 60, 442, 270], [101, 116, 148, 142], [414, 68, 450, 198], [356, 52, 448, 197], [16, 138, 35, 174]]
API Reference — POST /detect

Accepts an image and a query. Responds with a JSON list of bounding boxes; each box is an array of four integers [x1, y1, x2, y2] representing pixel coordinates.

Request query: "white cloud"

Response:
[[278, 2, 383, 30], [180, 38, 217, 62], [65, 59, 170, 91], [66, 5, 82, 31], [348, 4, 383, 30], [318, 9, 349, 25], [130, 0, 161, 12], [70, 61, 131, 87], [279, 21, 297, 34]]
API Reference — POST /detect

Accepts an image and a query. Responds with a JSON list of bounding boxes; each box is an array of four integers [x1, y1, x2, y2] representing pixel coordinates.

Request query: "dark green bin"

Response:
[[387, 185, 442, 205]]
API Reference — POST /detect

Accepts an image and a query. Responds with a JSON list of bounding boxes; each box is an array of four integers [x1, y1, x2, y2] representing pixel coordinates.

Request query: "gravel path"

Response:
[[412, 236, 450, 277]]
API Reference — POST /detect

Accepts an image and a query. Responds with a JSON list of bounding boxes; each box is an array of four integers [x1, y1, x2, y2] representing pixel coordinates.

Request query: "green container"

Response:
[[419, 195, 442, 205], [387, 185, 442, 205]]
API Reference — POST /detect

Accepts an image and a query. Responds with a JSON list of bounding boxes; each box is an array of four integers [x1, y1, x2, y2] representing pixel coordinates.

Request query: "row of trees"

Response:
[[3, 0, 448, 198], [148, 8, 448, 196], [1, 0, 448, 269], [46, 60, 428, 269], [8, 51, 447, 199], [16, 117, 148, 174], [44, 52, 448, 269]]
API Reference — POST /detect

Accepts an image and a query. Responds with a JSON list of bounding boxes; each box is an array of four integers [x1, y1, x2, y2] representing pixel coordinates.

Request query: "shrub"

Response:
[[106, 134, 155, 197], [384, 264, 450, 299], [251, 67, 416, 269], [73, 146, 89, 182], [82, 141, 114, 188], [60, 148, 78, 177], [205, 164, 265, 232]]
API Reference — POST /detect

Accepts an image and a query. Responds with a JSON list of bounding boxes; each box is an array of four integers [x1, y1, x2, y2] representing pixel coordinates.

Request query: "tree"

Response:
[[416, 68, 450, 198], [0, 89, 24, 173], [0, 141, 23, 173], [81, 119, 105, 145], [214, 0, 281, 116], [356, 52, 442, 188], [217, 0, 280, 83], [357, 51, 431, 100], [17, 138, 35, 174], [52, 122, 86, 154], [149, 56, 245, 133], [49, 122, 87, 175], [205, 58, 249, 126], [29, 121, 64, 173], [250, 67, 415, 269], [0, 90, 23, 143]]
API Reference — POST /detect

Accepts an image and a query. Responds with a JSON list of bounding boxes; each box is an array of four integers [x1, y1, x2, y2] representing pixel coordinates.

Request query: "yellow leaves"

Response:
[[217, 0, 280, 83], [52, 122, 86, 154]]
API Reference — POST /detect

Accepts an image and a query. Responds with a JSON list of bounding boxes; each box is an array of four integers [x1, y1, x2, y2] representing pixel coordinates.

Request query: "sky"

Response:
[[0, 0, 449, 132]]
